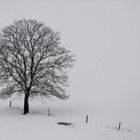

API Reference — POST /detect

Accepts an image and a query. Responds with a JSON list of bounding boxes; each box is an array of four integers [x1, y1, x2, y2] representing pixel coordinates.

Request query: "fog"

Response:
[[0, 0, 140, 109]]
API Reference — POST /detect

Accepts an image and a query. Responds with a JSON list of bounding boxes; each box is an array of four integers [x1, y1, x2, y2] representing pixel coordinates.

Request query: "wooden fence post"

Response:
[[48, 108, 51, 116], [9, 100, 12, 108], [118, 121, 121, 130], [86, 115, 88, 123]]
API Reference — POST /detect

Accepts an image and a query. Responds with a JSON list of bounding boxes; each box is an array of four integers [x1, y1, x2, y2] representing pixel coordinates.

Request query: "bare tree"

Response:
[[0, 19, 75, 114]]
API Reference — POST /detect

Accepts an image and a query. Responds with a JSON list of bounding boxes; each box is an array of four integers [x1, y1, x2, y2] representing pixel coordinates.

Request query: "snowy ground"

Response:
[[0, 98, 139, 140]]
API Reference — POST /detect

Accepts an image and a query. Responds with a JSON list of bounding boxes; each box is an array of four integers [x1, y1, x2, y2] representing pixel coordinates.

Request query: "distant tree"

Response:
[[0, 19, 75, 114]]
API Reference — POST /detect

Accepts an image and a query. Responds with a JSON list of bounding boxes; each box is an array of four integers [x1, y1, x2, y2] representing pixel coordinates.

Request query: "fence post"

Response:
[[86, 115, 88, 123], [9, 100, 12, 108], [118, 121, 121, 130], [48, 108, 51, 116]]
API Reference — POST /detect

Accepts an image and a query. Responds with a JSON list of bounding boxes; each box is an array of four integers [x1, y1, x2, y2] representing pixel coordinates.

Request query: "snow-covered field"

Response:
[[0, 0, 139, 140], [0, 98, 139, 140]]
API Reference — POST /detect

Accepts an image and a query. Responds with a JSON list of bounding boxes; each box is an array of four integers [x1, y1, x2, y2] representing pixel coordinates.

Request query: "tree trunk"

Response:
[[23, 93, 29, 115]]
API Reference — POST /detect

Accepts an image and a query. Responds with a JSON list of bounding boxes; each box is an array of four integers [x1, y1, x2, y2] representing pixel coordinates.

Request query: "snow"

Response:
[[0, 99, 139, 140]]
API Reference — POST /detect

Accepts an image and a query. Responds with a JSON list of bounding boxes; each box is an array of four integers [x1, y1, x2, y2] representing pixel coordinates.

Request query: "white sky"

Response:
[[0, 0, 140, 109]]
